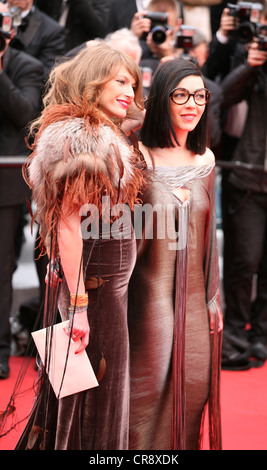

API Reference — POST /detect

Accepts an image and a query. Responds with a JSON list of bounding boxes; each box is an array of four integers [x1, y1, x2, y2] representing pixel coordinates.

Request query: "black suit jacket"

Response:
[[35, 0, 110, 51], [11, 6, 66, 81], [104, 0, 138, 35], [0, 48, 44, 206]]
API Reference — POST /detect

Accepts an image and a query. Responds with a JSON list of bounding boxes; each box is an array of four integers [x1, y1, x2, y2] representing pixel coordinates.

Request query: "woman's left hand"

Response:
[[45, 262, 61, 287]]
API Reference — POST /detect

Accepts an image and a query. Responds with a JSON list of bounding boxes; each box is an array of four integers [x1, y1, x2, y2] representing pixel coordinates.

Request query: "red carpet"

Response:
[[0, 356, 267, 450], [219, 361, 267, 450], [0, 356, 37, 451]]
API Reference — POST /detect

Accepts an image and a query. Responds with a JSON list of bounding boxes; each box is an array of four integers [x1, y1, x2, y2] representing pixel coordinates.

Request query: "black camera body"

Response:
[[174, 25, 198, 64], [257, 24, 267, 51], [175, 25, 195, 50], [227, 2, 263, 43], [0, 12, 13, 52], [141, 11, 169, 44], [258, 36, 267, 50]]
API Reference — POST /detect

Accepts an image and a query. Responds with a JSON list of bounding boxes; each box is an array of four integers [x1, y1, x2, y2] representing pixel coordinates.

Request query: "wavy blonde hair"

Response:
[[39, 41, 144, 121]]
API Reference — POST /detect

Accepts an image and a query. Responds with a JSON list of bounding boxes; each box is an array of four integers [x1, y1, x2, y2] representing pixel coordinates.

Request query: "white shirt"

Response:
[[135, 0, 151, 11], [21, 8, 31, 18], [59, 0, 69, 26]]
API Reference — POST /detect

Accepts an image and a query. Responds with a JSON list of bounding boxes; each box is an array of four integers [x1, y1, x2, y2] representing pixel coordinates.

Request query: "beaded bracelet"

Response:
[[68, 304, 87, 321]]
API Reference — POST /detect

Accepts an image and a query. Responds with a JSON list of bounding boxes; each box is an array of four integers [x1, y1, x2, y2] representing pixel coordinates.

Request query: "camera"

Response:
[[257, 24, 267, 51], [174, 25, 198, 64], [227, 2, 263, 43], [141, 11, 170, 44], [0, 12, 13, 52], [175, 25, 195, 51]]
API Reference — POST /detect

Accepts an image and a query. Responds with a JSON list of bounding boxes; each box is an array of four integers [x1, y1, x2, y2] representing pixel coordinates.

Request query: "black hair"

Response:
[[140, 58, 210, 154]]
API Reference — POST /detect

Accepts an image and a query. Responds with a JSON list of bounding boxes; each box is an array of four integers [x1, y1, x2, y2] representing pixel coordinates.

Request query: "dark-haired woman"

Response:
[[128, 58, 223, 450]]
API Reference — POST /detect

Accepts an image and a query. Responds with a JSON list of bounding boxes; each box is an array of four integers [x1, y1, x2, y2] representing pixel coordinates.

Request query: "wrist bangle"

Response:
[[70, 292, 88, 307]]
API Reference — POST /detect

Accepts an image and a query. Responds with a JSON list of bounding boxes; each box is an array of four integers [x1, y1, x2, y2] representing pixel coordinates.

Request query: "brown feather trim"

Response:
[[30, 98, 120, 151], [25, 101, 145, 255]]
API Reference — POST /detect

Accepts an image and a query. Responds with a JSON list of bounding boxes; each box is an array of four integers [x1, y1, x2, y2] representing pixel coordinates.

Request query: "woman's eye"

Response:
[[196, 92, 205, 100], [117, 79, 125, 85], [174, 92, 186, 99]]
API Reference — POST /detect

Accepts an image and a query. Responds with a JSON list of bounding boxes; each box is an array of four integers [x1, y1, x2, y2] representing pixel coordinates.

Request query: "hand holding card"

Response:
[[32, 321, 98, 398]]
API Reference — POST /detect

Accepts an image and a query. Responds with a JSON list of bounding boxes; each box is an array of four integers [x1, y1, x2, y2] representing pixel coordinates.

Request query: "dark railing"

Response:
[[216, 160, 267, 175], [0, 157, 27, 167], [1, 157, 266, 174]]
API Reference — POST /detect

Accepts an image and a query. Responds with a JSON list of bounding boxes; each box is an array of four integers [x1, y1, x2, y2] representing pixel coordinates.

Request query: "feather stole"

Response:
[[24, 102, 144, 253]]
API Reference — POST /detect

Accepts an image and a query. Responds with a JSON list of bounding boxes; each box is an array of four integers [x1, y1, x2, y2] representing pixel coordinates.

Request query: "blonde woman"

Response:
[[13, 42, 144, 450]]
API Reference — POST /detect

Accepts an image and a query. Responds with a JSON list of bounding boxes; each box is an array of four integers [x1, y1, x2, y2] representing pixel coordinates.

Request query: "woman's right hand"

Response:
[[57, 203, 89, 353], [64, 309, 90, 354]]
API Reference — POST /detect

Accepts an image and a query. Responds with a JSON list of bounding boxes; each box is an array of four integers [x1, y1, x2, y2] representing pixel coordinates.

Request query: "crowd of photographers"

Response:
[[0, 0, 266, 378]]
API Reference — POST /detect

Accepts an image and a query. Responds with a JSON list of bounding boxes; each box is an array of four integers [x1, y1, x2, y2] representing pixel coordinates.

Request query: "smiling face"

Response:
[[169, 75, 206, 134], [97, 66, 136, 119]]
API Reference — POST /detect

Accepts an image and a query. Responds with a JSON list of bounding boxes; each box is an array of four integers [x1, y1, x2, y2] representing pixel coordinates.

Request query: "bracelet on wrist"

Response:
[[70, 292, 88, 307], [68, 304, 88, 320]]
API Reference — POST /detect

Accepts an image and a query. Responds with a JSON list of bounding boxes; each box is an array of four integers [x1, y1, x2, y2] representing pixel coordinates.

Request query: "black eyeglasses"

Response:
[[170, 87, 210, 106]]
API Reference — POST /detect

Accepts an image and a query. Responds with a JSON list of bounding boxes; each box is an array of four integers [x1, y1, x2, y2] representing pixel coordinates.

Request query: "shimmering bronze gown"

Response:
[[128, 164, 222, 450]]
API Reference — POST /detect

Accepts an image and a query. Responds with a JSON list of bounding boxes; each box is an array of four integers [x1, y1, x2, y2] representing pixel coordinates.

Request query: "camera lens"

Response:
[[151, 25, 167, 44], [236, 22, 254, 43]]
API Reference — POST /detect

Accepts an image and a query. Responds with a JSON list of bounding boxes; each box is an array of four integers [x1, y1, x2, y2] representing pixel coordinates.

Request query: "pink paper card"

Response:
[[32, 321, 98, 398]]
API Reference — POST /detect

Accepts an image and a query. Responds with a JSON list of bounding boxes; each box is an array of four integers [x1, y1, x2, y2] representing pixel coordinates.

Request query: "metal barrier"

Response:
[[0, 157, 266, 173], [0, 157, 27, 167], [216, 160, 267, 174]]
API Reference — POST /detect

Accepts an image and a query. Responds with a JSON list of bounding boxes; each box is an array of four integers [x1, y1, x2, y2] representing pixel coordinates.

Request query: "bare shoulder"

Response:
[[195, 147, 215, 166], [138, 142, 152, 165], [201, 147, 215, 165]]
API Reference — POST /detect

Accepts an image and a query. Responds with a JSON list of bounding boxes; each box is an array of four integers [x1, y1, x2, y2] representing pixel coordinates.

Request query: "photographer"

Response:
[[34, 0, 110, 52], [192, 32, 224, 151], [0, 1, 44, 378], [202, 3, 266, 367], [4, 0, 65, 82], [202, 3, 262, 81], [130, 0, 182, 71], [220, 34, 267, 370]]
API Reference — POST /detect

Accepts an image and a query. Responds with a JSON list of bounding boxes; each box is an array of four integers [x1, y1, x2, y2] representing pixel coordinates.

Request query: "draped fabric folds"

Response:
[[14, 233, 137, 450], [128, 163, 222, 450]]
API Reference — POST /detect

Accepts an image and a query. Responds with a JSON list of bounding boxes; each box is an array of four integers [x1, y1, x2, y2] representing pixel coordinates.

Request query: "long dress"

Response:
[[6, 107, 144, 450], [15, 234, 136, 450], [128, 163, 222, 450]]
